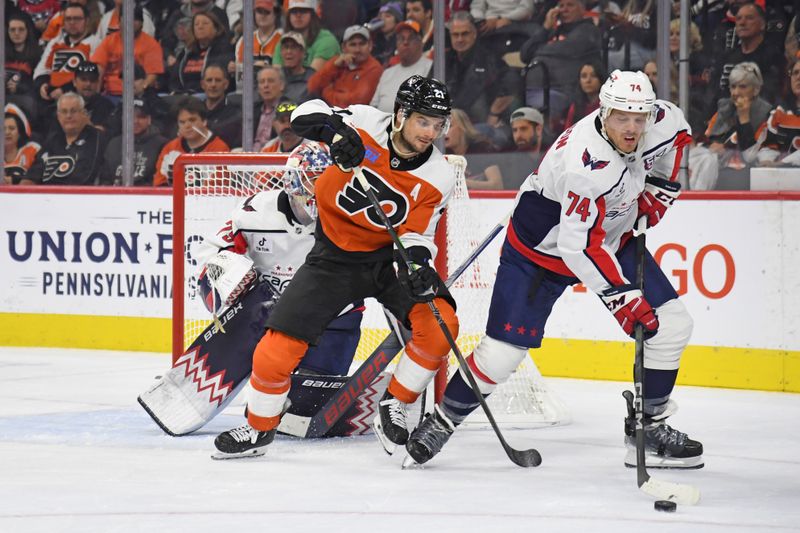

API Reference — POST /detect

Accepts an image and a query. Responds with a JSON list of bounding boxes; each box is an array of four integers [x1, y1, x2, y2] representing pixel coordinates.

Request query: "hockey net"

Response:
[[172, 152, 569, 428]]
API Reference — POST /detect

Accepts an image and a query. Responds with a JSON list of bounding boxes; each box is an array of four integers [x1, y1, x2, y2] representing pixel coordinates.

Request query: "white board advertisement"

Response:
[[1, 191, 798, 351], [1, 193, 173, 318]]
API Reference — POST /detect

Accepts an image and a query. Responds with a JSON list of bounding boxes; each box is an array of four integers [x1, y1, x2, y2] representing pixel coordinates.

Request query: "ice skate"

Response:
[[624, 392, 704, 469], [212, 424, 276, 460], [404, 404, 455, 466], [373, 390, 409, 454]]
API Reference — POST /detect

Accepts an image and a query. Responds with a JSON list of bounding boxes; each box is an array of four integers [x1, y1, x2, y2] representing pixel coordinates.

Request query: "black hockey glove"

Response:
[[396, 249, 440, 303], [321, 113, 365, 170]]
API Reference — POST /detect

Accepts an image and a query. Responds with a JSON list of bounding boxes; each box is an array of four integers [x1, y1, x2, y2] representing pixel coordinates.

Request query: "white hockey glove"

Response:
[[201, 250, 257, 314]]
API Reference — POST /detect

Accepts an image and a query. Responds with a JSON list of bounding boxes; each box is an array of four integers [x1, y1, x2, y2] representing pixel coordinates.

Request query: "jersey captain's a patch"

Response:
[[581, 148, 609, 171], [335, 168, 409, 228]]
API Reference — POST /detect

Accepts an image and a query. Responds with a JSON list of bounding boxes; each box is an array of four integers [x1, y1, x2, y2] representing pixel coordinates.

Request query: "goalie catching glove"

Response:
[[320, 113, 365, 170], [600, 284, 659, 339], [637, 176, 681, 230], [395, 248, 440, 303], [199, 250, 258, 314]]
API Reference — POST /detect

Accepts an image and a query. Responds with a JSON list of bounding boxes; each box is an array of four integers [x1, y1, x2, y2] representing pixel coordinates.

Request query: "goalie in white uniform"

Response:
[[139, 143, 367, 437], [197, 142, 364, 378], [406, 71, 705, 470]]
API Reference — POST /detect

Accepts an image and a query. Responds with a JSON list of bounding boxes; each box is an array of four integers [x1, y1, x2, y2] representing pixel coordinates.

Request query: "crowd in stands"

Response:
[[4, 0, 800, 189]]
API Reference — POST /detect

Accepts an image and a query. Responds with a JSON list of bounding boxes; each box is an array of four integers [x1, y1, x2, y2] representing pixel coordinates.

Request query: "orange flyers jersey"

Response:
[[294, 100, 455, 260], [236, 30, 282, 64], [35, 34, 101, 87], [4, 142, 41, 183]]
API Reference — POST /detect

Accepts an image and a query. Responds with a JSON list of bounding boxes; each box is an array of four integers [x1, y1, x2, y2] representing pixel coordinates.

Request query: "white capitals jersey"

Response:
[[198, 190, 315, 295], [509, 100, 691, 294]]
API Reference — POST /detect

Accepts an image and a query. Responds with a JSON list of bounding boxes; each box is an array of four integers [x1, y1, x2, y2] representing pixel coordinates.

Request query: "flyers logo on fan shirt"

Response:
[[42, 155, 76, 182]]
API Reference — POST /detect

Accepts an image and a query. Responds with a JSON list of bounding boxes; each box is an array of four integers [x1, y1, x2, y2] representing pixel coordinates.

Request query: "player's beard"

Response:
[[395, 127, 432, 156]]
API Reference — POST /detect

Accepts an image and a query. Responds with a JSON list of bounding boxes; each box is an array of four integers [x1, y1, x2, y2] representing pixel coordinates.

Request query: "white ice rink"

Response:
[[1, 347, 798, 533]]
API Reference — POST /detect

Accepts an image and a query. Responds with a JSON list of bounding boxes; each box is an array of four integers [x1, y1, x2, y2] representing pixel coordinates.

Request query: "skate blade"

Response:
[[372, 417, 397, 456], [624, 450, 704, 469], [210, 447, 268, 460], [401, 454, 424, 469]]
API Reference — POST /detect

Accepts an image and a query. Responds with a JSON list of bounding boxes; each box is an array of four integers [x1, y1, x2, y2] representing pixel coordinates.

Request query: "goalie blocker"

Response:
[[138, 278, 386, 438]]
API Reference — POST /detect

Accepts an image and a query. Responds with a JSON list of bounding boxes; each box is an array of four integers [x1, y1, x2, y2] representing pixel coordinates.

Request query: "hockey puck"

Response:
[[654, 500, 677, 512]]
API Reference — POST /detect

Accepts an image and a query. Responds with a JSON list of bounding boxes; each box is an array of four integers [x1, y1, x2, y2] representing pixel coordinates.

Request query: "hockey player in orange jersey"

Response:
[[213, 75, 460, 459]]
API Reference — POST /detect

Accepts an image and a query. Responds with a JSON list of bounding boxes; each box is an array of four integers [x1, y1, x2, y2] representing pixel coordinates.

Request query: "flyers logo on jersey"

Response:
[[336, 168, 409, 228], [582, 148, 609, 171]]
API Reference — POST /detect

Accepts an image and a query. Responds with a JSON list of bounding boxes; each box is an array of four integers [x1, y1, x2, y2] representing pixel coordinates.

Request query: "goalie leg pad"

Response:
[[644, 298, 693, 371], [465, 335, 529, 395], [138, 279, 276, 436]]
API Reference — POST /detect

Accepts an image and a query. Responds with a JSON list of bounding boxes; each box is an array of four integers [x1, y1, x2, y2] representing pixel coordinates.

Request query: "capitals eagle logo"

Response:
[[582, 149, 610, 171]]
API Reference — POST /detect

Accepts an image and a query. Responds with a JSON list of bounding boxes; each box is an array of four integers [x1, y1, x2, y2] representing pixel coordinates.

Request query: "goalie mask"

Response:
[[283, 141, 333, 225]]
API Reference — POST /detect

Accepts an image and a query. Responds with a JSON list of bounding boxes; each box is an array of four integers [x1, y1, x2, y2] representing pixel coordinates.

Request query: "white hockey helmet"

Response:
[[283, 141, 332, 225], [599, 69, 656, 123]]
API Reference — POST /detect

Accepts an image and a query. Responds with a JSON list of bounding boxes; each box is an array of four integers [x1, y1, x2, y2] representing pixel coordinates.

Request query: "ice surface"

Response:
[[1, 347, 798, 533]]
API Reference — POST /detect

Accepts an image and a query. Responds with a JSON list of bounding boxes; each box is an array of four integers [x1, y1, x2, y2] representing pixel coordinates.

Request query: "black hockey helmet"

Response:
[[394, 75, 451, 119]]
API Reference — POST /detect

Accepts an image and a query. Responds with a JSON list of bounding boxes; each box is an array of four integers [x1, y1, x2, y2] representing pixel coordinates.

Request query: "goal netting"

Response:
[[172, 152, 569, 429]]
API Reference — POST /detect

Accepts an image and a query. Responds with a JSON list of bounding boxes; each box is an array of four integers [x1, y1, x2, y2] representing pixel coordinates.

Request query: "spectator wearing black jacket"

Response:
[[605, 0, 657, 71], [5, 12, 41, 124], [169, 11, 234, 94], [445, 11, 519, 146], [706, 2, 784, 115], [160, 0, 230, 60], [71, 61, 115, 132], [201, 63, 243, 148], [24, 92, 106, 185], [520, 0, 601, 125], [101, 99, 167, 186], [106, 63, 171, 138]]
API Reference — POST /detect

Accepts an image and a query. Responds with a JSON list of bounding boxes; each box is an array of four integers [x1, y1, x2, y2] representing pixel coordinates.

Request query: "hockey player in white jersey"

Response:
[[212, 75, 460, 459], [406, 70, 704, 469]]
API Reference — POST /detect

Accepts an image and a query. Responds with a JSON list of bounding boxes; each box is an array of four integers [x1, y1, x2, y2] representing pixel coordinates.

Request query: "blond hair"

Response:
[[669, 19, 703, 53]]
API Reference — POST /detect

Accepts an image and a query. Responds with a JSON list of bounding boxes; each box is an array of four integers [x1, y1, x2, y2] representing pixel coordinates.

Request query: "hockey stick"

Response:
[[628, 220, 700, 505], [353, 166, 541, 468], [282, 209, 510, 438]]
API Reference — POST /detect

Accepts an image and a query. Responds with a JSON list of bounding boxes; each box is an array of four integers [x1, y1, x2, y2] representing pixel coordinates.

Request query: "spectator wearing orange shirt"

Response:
[[91, 6, 164, 98], [230, 0, 282, 92], [306, 26, 383, 108], [153, 96, 230, 187], [3, 105, 40, 185]]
